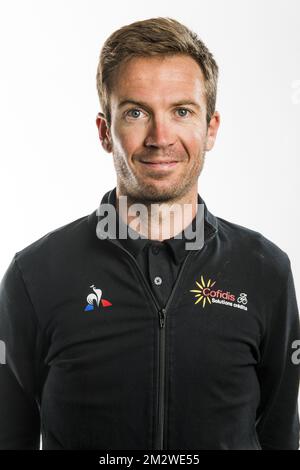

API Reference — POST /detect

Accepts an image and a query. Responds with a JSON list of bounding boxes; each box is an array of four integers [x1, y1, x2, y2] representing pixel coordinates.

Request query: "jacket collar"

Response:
[[88, 187, 218, 263]]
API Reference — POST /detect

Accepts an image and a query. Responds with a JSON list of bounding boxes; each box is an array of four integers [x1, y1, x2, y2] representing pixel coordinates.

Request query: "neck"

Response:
[[115, 186, 198, 241]]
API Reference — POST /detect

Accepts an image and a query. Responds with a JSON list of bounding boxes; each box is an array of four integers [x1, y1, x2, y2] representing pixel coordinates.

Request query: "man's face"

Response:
[[97, 54, 220, 203]]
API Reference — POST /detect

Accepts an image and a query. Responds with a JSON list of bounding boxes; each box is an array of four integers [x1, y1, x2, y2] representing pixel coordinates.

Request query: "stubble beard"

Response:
[[112, 149, 206, 206]]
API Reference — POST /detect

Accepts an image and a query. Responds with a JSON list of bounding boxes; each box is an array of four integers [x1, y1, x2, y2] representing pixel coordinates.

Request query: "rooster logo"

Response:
[[84, 284, 112, 311]]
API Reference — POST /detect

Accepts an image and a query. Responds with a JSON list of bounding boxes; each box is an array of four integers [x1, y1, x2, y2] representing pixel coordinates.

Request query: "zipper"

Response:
[[157, 306, 166, 448], [109, 240, 195, 449], [104, 239, 196, 449], [155, 251, 193, 450]]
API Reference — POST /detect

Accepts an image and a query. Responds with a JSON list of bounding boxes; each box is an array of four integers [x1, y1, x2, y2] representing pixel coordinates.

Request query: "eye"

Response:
[[125, 108, 146, 119], [175, 107, 193, 118]]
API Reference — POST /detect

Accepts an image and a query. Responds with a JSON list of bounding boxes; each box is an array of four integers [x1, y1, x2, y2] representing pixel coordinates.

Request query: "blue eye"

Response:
[[126, 109, 143, 119], [176, 108, 191, 117]]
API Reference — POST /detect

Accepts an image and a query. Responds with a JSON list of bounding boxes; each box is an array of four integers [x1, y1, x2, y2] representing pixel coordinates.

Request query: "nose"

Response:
[[144, 116, 176, 150]]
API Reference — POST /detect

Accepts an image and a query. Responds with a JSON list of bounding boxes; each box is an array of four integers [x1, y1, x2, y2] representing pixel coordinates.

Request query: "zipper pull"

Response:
[[159, 308, 166, 328]]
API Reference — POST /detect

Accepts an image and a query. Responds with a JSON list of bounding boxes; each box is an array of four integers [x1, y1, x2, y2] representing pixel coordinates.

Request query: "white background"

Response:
[[0, 0, 299, 449], [0, 0, 299, 287], [0, 0, 299, 289]]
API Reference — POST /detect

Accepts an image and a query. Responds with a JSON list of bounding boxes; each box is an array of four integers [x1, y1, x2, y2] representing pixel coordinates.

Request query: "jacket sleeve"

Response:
[[256, 259, 300, 450], [0, 254, 41, 449]]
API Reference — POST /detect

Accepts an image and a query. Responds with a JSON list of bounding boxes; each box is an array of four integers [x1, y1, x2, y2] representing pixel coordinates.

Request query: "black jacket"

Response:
[[0, 188, 299, 450]]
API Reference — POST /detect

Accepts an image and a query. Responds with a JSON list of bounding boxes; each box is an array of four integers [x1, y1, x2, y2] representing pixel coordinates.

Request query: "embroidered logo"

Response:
[[190, 275, 248, 311], [84, 284, 112, 311]]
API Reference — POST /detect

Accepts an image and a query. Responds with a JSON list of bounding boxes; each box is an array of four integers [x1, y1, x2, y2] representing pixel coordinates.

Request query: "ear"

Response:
[[205, 111, 221, 151], [96, 112, 113, 153]]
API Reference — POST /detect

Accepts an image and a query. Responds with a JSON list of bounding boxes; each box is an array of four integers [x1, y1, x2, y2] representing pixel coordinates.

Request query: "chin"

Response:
[[137, 182, 183, 202]]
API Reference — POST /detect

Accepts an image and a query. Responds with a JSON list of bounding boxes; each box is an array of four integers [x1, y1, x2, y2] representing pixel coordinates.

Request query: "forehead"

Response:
[[110, 54, 205, 104]]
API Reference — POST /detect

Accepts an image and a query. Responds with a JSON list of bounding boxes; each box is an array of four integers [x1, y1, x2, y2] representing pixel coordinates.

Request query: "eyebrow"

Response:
[[117, 99, 201, 111]]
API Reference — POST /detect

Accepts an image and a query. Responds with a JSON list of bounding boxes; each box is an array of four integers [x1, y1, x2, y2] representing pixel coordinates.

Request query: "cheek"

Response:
[[179, 126, 206, 157], [111, 125, 143, 156]]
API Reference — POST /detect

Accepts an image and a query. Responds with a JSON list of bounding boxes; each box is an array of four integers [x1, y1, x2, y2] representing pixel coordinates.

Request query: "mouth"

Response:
[[139, 160, 179, 171]]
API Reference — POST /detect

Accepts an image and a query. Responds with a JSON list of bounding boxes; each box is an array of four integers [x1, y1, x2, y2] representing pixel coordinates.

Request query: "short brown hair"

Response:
[[96, 17, 218, 127]]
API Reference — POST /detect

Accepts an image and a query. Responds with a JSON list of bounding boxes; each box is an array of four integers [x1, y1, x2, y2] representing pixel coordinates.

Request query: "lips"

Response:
[[139, 160, 179, 171], [140, 160, 178, 164]]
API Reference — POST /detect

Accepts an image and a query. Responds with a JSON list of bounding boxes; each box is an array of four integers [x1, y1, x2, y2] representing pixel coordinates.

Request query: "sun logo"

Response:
[[190, 275, 216, 308]]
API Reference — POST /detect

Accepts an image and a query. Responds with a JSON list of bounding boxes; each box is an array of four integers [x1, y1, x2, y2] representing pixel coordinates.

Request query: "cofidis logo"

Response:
[[190, 275, 248, 311]]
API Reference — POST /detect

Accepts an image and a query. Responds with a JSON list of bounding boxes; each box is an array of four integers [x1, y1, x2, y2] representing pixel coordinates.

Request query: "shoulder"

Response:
[[215, 215, 291, 281], [14, 214, 91, 272]]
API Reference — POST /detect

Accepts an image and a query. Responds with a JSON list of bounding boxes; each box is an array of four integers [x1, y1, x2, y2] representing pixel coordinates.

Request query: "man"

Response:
[[0, 17, 299, 450]]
